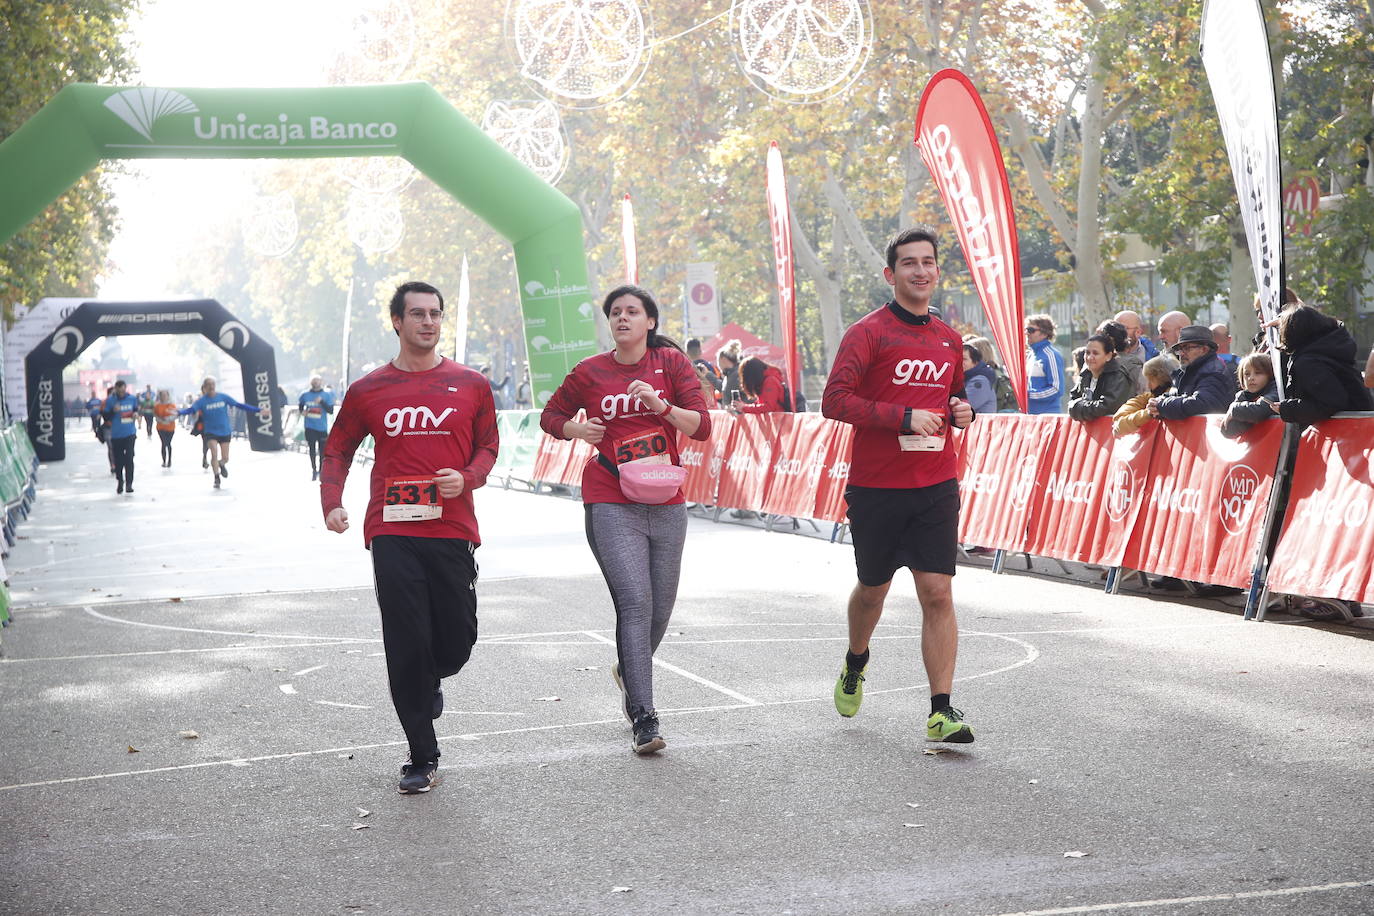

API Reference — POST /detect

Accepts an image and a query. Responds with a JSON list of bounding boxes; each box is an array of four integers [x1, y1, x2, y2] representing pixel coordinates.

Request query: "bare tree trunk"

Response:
[[791, 211, 844, 369], [1073, 48, 1112, 328]]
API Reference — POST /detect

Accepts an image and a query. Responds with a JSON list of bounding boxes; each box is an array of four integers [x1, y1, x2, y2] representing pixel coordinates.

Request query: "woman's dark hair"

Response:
[[601, 285, 682, 352], [1277, 304, 1339, 354], [1094, 319, 1126, 353], [962, 343, 983, 365], [1086, 333, 1116, 357], [739, 356, 768, 398]]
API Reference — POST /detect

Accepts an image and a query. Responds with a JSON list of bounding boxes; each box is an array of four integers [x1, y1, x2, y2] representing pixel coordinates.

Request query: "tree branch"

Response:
[[822, 162, 885, 273]]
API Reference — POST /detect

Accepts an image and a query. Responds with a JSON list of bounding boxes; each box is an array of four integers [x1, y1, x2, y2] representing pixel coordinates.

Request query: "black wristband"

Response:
[[901, 407, 913, 435]]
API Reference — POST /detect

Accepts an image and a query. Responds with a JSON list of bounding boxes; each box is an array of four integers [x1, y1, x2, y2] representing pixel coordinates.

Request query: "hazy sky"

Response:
[[100, 0, 344, 301]]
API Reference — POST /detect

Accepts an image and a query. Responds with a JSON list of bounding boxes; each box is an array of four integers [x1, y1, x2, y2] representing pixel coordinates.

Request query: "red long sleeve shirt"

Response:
[[540, 347, 712, 504], [321, 358, 498, 547], [822, 303, 966, 489], [737, 365, 789, 413]]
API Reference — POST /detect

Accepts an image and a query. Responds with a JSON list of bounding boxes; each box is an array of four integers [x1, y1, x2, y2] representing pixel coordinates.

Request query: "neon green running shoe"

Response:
[[926, 706, 974, 743], [833, 662, 866, 718]]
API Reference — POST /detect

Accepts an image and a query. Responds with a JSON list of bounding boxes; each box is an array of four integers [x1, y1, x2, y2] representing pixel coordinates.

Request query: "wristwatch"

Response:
[[901, 407, 913, 435]]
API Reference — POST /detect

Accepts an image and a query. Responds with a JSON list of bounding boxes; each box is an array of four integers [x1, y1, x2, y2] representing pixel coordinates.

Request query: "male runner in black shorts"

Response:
[[821, 226, 977, 743], [321, 281, 499, 794]]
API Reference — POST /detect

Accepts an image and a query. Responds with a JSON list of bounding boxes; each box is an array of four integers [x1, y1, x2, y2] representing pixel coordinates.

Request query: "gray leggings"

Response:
[[584, 502, 688, 718]]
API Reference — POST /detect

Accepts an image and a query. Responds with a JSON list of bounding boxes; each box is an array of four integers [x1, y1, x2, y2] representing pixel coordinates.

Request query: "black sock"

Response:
[[931, 693, 951, 715], [845, 649, 870, 671]]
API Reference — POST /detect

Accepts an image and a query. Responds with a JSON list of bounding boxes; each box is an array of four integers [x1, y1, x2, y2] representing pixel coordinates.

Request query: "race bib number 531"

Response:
[[383, 476, 443, 521]]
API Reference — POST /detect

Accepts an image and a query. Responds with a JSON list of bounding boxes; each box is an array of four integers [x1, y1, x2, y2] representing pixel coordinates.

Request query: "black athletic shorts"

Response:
[[845, 479, 960, 585], [208, 434, 232, 444]]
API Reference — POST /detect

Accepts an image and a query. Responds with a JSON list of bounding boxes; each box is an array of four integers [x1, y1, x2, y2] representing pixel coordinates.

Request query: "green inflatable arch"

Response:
[[0, 82, 598, 404]]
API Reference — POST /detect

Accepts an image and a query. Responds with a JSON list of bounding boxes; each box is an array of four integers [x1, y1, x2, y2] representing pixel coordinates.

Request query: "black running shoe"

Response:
[[116, 481, 123, 494], [125, 485, 133, 494], [219, 463, 228, 478], [213, 475, 221, 489], [398, 758, 439, 794], [632, 712, 666, 755], [432, 681, 443, 719]]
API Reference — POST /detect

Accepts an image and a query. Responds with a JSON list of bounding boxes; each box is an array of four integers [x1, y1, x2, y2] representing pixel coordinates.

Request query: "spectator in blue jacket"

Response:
[[1025, 314, 1066, 413], [1147, 325, 1235, 420], [961, 343, 998, 415]]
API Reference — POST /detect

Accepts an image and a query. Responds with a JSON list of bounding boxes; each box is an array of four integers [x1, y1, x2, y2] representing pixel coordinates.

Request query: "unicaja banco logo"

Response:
[[104, 88, 198, 141]]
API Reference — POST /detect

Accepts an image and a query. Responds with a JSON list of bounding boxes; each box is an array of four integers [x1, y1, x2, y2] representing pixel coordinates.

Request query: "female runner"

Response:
[[540, 285, 712, 754]]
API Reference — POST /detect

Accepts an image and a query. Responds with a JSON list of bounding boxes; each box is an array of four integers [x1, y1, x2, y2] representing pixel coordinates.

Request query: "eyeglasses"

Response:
[[1025, 327, 1040, 334]]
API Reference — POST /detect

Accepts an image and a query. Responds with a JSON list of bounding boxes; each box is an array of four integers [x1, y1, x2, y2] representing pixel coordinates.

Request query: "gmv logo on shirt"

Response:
[[384, 405, 455, 437], [892, 357, 951, 386], [600, 390, 664, 420]]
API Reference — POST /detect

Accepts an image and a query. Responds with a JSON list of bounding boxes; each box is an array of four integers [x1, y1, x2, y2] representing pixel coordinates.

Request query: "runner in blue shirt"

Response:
[[297, 375, 335, 482], [102, 380, 141, 494], [85, 391, 103, 436], [178, 376, 269, 489]]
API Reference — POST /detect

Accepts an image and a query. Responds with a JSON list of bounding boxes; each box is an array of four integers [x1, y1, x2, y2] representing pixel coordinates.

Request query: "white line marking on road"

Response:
[[983, 878, 1374, 915], [314, 700, 371, 709], [83, 605, 378, 643], [279, 684, 297, 695], [293, 664, 327, 677], [583, 630, 761, 706], [0, 641, 357, 663]]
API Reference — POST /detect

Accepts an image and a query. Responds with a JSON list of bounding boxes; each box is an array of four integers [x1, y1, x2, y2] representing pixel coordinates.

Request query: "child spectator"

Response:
[[1220, 352, 1278, 439], [1113, 354, 1178, 437]]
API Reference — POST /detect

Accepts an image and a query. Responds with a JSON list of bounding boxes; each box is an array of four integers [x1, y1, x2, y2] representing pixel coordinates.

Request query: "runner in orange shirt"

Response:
[[154, 389, 179, 467]]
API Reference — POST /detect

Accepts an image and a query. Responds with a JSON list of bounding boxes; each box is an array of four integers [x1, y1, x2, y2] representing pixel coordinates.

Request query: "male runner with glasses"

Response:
[[321, 281, 499, 794]]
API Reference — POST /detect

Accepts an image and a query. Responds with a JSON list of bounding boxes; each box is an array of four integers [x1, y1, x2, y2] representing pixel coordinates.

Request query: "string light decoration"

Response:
[[505, 0, 652, 106], [346, 188, 405, 254], [481, 99, 570, 184], [731, 0, 872, 102], [241, 192, 298, 257]]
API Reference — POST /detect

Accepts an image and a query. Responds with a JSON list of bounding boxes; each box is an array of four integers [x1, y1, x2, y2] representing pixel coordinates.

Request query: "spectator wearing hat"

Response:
[[1147, 325, 1235, 419], [1025, 314, 1065, 414]]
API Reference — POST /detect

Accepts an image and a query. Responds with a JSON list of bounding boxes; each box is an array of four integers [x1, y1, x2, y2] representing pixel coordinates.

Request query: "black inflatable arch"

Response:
[[26, 300, 282, 461]]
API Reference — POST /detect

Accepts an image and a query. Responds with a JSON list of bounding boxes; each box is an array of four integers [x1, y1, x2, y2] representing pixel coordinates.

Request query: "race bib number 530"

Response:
[[383, 476, 443, 521], [615, 428, 671, 466]]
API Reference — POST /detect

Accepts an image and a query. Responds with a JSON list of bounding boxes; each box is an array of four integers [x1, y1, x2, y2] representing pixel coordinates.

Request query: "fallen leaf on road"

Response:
[[169, 597, 182, 603], [350, 823, 370, 830], [904, 802, 921, 808], [178, 730, 199, 739], [1029, 779, 1039, 785], [356, 808, 371, 818], [902, 823, 926, 828], [574, 666, 600, 671], [536, 696, 561, 702], [337, 754, 354, 760], [127, 745, 139, 754], [610, 887, 631, 894], [923, 748, 948, 756], [1063, 851, 1089, 858]]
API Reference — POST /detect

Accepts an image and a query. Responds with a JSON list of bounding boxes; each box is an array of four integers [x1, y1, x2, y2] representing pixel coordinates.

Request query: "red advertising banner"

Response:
[[957, 414, 1061, 551], [1268, 419, 1374, 603], [915, 68, 1028, 410], [760, 414, 830, 518], [621, 193, 637, 284], [678, 410, 734, 505], [766, 142, 798, 398], [715, 414, 776, 511], [530, 431, 593, 488], [1026, 419, 1159, 566], [1121, 417, 1282, 588], [813, 419, 854, 523]]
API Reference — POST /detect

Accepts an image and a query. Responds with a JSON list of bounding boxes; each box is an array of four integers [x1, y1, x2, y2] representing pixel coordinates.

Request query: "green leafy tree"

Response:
[[0, 0, 138, 320]]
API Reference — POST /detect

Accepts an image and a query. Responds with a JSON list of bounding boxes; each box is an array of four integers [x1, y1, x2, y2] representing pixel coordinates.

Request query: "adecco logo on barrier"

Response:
[[1218, 464, 1262, 535], [1104, 459, 1136, 522], [1297, 491, 1371, 530], [1010, 455, 1038, 511]]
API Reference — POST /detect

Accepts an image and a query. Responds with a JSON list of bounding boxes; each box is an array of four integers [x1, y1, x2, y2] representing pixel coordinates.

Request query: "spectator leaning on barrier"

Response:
[[1113, 354, 1178, 437], [717, 339, 744, 408], [1098, 319, 1145, 393], [961, 344, 998, 414], [733, 356, 790, 413], [1068, 332, 1135, 421], [1147, 325, 1235, 420], [1220, 352, 1279, 440], [1271, 305, 1374, 425], [1025, 314, 1066, 414]]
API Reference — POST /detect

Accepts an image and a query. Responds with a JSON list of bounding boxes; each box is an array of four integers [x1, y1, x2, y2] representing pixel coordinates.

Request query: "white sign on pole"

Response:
[[5, 297, 87, 420], [684, 262, 721, 338]]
